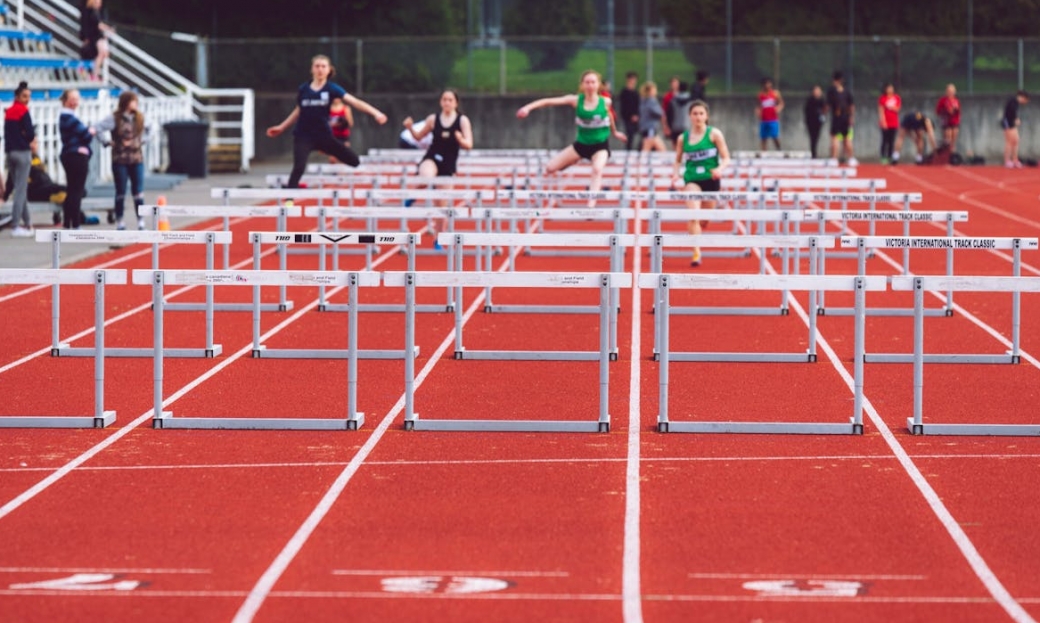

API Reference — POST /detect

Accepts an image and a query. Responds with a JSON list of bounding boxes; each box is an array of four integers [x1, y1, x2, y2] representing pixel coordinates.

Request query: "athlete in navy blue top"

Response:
[[266, 55, 387, 188]]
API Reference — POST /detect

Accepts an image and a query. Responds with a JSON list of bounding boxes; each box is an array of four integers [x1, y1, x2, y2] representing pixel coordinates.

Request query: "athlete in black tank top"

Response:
[[423, 113, 463, 176]]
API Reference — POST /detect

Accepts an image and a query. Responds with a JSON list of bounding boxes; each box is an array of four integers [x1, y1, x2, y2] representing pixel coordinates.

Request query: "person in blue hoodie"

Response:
[[58, 89, 96, 229], [4, 82, 36, 236]]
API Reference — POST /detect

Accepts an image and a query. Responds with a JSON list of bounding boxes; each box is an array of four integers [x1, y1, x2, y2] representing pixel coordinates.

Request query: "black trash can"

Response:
[[164, 120, 209, 178]]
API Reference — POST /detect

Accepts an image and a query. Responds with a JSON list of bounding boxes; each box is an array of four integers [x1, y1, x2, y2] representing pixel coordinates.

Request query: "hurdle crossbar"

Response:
[[134, 269, 380, 430], [383, 270, 632, 432], [0, 269, 125, 428], [36, 229, 229, 358], [849, 236, 1038, 363], [893, 275, 1040, 435], [642, 272, 885, 434]]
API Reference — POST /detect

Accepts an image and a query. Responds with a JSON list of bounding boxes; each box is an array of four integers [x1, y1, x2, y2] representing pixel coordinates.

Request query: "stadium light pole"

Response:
[[725, 0, 732, 93], [847, 0, 854, 91], [607, 0, 616, 93]]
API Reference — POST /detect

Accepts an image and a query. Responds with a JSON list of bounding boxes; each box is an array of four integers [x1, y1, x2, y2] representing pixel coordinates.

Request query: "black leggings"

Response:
[[287, 134, 360, 188], [880, 128, 897, 160], [60, 152, 90, 229], [807, 124, 822, 159]]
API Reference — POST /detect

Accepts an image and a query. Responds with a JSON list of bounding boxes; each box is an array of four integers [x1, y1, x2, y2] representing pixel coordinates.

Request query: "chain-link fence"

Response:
[[116, 27, 1040, 97]]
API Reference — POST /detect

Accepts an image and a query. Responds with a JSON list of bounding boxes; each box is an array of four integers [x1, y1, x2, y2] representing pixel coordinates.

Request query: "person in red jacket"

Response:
[[878, 83, 901, 164], [936, 83, 961, 151], [756, 78, 784, 150]]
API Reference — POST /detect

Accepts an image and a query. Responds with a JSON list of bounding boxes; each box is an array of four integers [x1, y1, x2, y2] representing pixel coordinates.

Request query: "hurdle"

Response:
[[384, 270, 631, 432], [641, 191, 783, 259], [643, 272, 885, 434], [847, 236, 1038, 363], [476, 204, 636, 261], [0, 269, 125, 429], [245, 231, 419, 359], [439, 231, 630, 357], [806, 210, 968, 317], [304, 205, 465, 311], [35, 229, 226, 358], [645, 234, 833, 344], [135, 268, 379, 430], [894, 275, 1040, 435], [147, 203, 299, 313]]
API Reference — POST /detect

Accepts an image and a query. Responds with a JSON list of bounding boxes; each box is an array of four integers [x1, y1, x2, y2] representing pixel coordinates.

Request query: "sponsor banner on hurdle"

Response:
[[786, 192, 923, 204], [640, 272, 886, 435], [849, 236, 1038, 362], [804, 209, 966, 223], [133, 269, 381, 431], [0, 269, 125, 429], [892, 275, 1040, 436], [383, 270, 631, 433]]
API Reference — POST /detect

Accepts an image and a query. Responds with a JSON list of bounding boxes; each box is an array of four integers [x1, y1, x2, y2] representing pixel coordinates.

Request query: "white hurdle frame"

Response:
[[0, 269, 125, 429], [384, 270, 632, 432], [642, 190, 781, 259], [439, 231, 631, 358], [643, 272, 886, 434], [808, 210, 969, 316], [894, 275, 1040, 435], [845, 236, 1039, 364], [148, 204, 300, 314], [248, 232, 420, 360], [645, 235, 833, 353], [36, 229, 228, 358], [135, 268, 380, 430], [304, 205, 467, 311]]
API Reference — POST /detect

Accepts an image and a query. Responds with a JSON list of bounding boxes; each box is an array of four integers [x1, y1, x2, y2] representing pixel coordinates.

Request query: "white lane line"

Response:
[[331, 569, 569, 577], [0, 239, 410, 522], [688, 572, 928, 580], [622, 161, 645, 623], [9, 452, 1040, 473], [891, 166, 1040, 232], [757, 245, 1038, 623], [0, 588, 1030, 605], [0, 567, 211, 574], [230, 252, 515, 623]]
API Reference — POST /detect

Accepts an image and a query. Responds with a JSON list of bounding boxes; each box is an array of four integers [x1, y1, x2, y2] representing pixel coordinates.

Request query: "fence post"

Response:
[[894, 39, 901, 90], [499, 39, 507, 96], [356, 39, 363, 95], [646, 31, 653, 83], [1019, 38, 1025, 91], [773, 38, 780, 86]]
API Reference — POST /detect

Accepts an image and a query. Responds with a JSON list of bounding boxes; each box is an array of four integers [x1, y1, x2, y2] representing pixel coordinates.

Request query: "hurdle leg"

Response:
[[657, 279, 671, 432], [152, 272, 169, 427], [50, 235, 62, 354], [347, 274, 364, 430], [403, 274, 418, 428], [851, 277, 866, 433], [944, 217, 955, 315], [598, 276, 611, 432], [277, 209, 289, 310], [1010, 243, 1022, 362], [93, 271, 115, 427], [908, 278, 926, 435]]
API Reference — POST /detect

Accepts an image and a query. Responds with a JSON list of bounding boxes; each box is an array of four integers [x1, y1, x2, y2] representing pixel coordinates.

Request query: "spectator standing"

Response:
[[756, 77, 784, 151], [1002, 90, 1029, 168], [878, 83, 901, 164], [618, 72, 640, 151], [690, 70, 709, 104], [661, 76, 681, 143], [58, 89, 96, 230], [638, 81, 666, 152], [935, 83, 961, 151], [95, 91, 149, 230], [803, 85, 826, 158], [4, 81, 35, 237], [826, 71, 857, 165]]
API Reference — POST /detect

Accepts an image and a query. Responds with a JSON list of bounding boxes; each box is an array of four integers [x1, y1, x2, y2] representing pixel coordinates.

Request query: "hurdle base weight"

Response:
[[152, 411, 174, 429]]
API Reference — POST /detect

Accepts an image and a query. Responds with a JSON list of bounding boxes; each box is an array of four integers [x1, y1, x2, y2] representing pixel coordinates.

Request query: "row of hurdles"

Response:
[[3, 229, 1037, 436]]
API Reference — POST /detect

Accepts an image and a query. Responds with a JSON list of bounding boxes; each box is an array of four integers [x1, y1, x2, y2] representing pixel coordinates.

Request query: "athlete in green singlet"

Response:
[[670, 100, 731, 267], [516, 70, 627, 207]]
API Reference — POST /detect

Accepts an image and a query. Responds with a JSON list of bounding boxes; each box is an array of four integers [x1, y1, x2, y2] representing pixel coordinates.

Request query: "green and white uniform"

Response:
[[574, 94, 611, 144], [682, 127, 720, 184]]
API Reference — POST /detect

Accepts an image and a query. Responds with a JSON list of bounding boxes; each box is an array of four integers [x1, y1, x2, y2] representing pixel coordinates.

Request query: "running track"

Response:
[[1, 164, 1039, 623]]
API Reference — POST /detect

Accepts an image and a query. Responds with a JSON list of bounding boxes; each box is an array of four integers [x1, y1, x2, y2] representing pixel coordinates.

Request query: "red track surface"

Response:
[[2, 164, 1040, 622]]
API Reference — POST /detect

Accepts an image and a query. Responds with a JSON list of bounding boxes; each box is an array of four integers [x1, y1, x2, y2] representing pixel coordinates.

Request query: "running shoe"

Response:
[[690, 248, 702, 267], [10, 226, 32, 238], [847, 157, 859, 167]]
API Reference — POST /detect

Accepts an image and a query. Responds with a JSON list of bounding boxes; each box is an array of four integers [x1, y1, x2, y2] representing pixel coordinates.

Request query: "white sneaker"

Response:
[[10, 226, 32, 238], [847, 157, 859, 167], [137, 218, 146, 230], [116, 220, 126, 231]]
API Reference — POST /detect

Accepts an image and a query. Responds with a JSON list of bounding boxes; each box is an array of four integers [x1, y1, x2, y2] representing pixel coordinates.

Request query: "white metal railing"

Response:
[[8, 0, 254, 174]]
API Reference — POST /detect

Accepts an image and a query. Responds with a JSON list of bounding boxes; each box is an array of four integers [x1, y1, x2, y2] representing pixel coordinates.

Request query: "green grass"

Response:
[[449, 47, 698, 94]]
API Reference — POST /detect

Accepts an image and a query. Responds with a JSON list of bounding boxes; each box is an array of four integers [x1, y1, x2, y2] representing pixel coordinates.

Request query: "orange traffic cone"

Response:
[[157, 195, 171, 231]]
